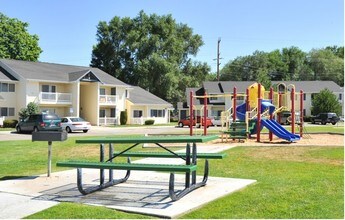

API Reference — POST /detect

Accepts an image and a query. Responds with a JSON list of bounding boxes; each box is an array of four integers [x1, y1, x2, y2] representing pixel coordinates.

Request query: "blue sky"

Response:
[[1, 0, 344, 72]]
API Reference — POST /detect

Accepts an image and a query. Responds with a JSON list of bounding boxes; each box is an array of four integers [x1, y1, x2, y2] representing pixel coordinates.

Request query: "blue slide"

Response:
[[261, 119, 300, 142], [236, 100, 276, 121]]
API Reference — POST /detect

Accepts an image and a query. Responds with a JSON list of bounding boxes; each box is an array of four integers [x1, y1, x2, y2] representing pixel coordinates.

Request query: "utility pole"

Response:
[[215, 37, 222, 81]]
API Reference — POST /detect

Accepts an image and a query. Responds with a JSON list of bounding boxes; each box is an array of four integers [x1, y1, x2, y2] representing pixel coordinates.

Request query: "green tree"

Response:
[[311, 89, 342, 115], [281, 46, 307, 80], [18, 102, 40, 119], [308, 48, 344, 86], [325, 45, 344, 58], [91, 11, 209, 105], [0, 13, 42, 61]]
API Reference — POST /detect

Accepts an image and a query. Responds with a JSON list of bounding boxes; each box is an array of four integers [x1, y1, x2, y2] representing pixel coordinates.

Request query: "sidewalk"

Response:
[[0, 143, 256, 219]]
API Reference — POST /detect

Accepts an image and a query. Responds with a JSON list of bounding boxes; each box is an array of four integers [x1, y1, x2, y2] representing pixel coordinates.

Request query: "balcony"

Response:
[[99, 116, 117, 126], [99, 95, 118, 105], [38, 92, 72, 104]]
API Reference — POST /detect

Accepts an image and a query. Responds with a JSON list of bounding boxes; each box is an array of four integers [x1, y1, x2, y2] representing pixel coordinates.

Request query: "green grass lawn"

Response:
[[0, 130, 343, 219]]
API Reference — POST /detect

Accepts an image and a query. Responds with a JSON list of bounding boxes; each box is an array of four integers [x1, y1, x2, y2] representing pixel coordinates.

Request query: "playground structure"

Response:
[[189, 82, 304, 142]]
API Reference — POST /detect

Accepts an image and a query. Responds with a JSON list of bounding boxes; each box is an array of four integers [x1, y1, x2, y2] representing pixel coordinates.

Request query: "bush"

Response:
[[170, 117, 179, 122], [3, 119, 18, 128], [144, 119, 155, 125], [120, 110, 127, 125], [18, 102, 40, 119]]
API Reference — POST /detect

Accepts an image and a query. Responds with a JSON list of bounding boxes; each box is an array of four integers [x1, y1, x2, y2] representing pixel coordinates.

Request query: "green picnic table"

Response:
[[57, 135, 223, 201]]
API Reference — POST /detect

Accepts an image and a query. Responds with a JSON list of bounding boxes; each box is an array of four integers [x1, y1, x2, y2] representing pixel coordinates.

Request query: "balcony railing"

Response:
[[38, 92, 72, 104], [99, 95, 118, 105], [99, 116, 117, 126]]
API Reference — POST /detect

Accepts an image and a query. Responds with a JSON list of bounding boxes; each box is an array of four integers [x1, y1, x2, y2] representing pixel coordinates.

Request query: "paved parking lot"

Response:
[[0, 125, 223, 141], [0, 122, 342, 141]]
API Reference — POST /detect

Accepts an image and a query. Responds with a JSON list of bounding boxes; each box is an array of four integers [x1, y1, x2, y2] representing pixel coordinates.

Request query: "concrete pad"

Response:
[[0, 192, 57, 219], [0, 169, 255, 219]]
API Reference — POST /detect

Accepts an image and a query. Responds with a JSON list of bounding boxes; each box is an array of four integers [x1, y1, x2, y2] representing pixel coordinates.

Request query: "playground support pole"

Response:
[[269, 87, 273, 141], [204, 92, 207, 136], [189, 91, 193, 136], [291, 87, 295, 134], [233, 87, 237, 123], [257, 84, 261, 142], [246, 88, 250, 112], [278, 92, 282, 124], [300, 90, 304, 137]]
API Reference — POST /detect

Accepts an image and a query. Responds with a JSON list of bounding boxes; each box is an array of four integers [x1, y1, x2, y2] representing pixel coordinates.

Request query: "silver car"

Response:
[[60, 117, 91, 133]]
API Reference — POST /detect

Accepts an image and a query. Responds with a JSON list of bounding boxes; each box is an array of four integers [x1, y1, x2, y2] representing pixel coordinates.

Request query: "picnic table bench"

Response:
[[57, 135, 223, 201]]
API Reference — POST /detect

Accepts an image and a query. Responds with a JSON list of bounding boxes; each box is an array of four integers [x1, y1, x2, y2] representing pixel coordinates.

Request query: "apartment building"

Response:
[[0, 59, 172, 125]]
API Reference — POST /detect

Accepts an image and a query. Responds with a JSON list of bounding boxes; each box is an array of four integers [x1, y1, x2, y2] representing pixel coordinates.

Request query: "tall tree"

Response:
[[281, 46, 307, 80], [308, 48, 344, 86], [0, 13, 42, 61], [91, 11, 210, 104]]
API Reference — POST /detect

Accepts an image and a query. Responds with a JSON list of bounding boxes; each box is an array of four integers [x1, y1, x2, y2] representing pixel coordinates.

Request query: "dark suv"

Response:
[[311, 113, 340, 125], [16, 113, 62, 133]]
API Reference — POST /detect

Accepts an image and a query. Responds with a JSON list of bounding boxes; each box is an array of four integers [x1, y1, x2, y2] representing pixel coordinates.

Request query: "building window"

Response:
[[150, 109, 165, 117], [339, 93, 342, 101], [42, 85, 56, 93], [111, 88, 116, 95], [303, 93, 306, 101], [1, 83, 8, 92], [99, 109, 106, 117], [0, 83, 15, 92], [133, 110, 143, 118], [125, 90, 129, 98], [110, 108, 116, 117], [99, 88, 106, 95], [1, 108, 8, 116], [8, 108, 14, 116]]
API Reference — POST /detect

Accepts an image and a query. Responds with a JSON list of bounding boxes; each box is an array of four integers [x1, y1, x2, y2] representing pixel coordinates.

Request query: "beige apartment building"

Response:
[[0, 59, 172, 126]]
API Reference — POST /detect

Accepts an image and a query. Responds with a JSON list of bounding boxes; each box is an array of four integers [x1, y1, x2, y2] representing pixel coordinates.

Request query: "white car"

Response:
[[60, 117, 91, 133]]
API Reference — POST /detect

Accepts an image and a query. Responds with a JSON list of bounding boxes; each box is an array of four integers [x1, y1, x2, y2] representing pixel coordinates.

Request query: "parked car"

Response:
[[311, 113, 340, 125], [60, 117, 91, 133], [178, 116, 213, 128], [16, 113, 61, 133], [278, 111, 301, 125], [210, 116, 233, 127]]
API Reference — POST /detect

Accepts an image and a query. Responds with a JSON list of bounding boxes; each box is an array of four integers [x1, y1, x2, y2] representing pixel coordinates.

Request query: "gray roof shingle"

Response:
[[0, 59, 128, 86], [202, 81, 343, 94], [128, 86, 172, 106]]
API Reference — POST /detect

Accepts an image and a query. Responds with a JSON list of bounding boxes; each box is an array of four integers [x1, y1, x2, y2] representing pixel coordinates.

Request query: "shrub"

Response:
[[3, 119, 18, 128], [170, 117, 179, 122], [144, 119, 155, 125], [18, 102, 40, 119], [120, 110, 127, 125]]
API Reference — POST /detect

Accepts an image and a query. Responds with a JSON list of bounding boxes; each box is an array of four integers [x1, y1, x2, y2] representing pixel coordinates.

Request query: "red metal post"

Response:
[[204, 92, 207, 136], [269, 87, 273, 141], [257, 84, 261, 142], [189, 91, 193, 136], [300, 90, 304, 137], [291, 87, 295, 134]]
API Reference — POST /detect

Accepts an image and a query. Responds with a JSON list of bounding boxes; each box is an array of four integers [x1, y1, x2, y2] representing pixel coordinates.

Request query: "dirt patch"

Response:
[[215, 133, 344, 147]]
